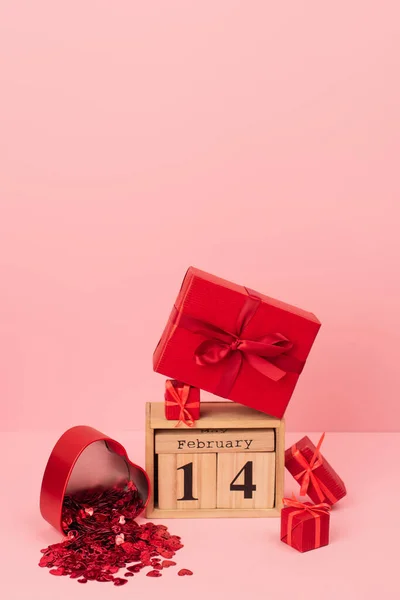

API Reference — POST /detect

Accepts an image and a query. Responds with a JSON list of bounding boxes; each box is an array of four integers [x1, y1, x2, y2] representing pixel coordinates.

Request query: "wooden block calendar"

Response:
[[145, 402, 285, 518]]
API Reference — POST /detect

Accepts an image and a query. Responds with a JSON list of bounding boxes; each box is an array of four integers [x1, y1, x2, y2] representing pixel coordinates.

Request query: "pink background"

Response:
[[1, 1, 399, 432]]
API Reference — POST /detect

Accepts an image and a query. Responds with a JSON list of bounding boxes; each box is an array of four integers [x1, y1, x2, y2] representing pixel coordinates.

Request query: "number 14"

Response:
[[178, 460, 257, 501]]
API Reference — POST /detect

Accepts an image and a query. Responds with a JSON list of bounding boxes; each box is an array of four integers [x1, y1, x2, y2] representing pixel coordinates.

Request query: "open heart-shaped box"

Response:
[[40, 426, 150, 532]]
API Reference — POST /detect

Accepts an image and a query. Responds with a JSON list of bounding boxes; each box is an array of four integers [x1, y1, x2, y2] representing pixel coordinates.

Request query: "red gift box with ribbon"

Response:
[[165, 380, 200, 426], [285, 433, 347, 506], [153, 267, 321, 419], [281, 496, 331, 552]]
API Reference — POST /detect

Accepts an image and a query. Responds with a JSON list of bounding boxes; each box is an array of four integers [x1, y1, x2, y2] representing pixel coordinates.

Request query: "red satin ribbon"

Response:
[[165, 380, 197, 427], [178, 289, 304, 397], [283, 495, 331, 549], [292, 433, 338, 504]]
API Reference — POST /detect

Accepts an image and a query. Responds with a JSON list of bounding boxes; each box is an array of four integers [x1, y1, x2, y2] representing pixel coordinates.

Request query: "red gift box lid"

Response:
[[40, 426, 150, 533]]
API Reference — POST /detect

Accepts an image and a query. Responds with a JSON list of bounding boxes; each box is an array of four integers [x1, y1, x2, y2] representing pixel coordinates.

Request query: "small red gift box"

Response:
[[154, 267, 321, 419], [281, 497, 331, 553], [285, 433, 347, 506], [164, 380, 200, 426]]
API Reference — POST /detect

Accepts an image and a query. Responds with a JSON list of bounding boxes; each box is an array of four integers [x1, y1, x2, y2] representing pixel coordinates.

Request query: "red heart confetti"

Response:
[[38, 482, 191, 585], [126, 564, 142, 573], [178, 569, 193, 576], [162, 560, 177, 568], [113, 578, 128, 586]]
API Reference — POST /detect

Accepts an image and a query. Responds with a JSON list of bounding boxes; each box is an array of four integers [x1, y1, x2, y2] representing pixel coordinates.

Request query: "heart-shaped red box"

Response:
[[40, 426, 150, 532]]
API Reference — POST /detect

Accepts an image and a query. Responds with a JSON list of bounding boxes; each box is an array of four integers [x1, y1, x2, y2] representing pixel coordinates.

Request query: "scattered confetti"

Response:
[[162, 560, 177, 568], [178, 569, 193, 576], [39, 482, 192, 585]]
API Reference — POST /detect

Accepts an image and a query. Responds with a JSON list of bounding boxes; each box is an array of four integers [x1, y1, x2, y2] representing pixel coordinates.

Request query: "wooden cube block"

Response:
[[216, 452, 275, 509], [155, 428, 274, 454], [145, 401, 285, 518], [158, 453, 217, 510]]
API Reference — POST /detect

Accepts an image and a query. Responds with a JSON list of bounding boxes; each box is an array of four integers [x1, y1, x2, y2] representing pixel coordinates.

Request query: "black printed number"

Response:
[[177, 462, 198, 501], [230, 461, 256, 499]]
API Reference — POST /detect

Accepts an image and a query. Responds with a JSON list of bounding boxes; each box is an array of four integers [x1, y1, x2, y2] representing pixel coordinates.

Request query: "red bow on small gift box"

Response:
[[164, 380, 200, 427], [292, 433, 337, 503], [285, 433, 347, 506], [281, 495, 331, 552]]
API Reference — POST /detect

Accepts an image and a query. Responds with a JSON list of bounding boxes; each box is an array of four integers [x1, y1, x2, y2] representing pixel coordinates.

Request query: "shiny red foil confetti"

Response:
[[39, 482, 192, 585], [162, 560, 177, 568], [178, 569, 193, 576]]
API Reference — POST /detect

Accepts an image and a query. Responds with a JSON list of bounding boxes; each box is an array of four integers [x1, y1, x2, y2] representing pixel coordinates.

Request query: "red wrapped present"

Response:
[[153, 267, 321, 419], [281, 496, 331, 552], [164, 380, 200, 426], [285, 433, 347, 506]]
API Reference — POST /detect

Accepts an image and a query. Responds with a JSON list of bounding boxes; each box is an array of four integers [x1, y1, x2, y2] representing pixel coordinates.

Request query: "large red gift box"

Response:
[[164, 380, 200, 425], [281, 497, 331, 553], [285, 434, 347, 506], [153, 267, 321, 418]]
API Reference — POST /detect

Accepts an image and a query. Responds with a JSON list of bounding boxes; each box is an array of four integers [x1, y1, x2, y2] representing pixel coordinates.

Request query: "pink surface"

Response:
[[1, 2, 400, 432], [2, 431, 398, 599]]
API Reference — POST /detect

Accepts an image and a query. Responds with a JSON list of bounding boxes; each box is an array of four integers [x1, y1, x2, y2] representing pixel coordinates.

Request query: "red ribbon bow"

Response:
[[283, 495, 331, 548], [165, 381, 197, 427], [178, 289, 304, 397], [292, 433, 338, 504]]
